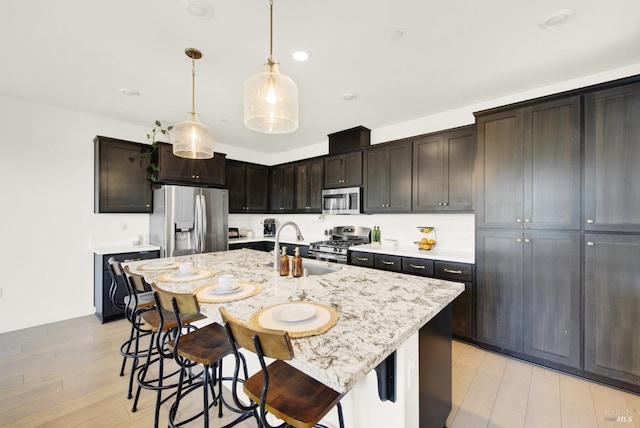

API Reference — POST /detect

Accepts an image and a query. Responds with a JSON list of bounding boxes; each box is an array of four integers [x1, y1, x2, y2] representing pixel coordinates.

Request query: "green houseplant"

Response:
[[141, 120, 172, 181]]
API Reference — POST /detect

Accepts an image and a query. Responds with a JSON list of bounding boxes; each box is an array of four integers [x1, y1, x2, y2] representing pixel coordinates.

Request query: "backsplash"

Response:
[[229, 213, 475, 253]]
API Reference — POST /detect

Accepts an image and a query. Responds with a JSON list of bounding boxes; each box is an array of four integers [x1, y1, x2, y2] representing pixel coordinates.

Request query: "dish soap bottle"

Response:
[[279, 246, 290, 276], [292, 247, 303, 277]]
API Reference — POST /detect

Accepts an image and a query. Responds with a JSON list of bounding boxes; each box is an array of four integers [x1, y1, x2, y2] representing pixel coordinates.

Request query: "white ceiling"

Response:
[[1, 0, 639, 154]]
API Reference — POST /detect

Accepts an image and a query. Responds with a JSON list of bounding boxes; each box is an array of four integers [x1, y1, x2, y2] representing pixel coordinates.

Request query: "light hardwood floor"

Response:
[[0, 315, 637, 427]]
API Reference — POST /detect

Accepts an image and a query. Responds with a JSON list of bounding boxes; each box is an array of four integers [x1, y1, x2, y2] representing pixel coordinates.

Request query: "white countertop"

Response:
[[350, 243, 475, 264], [126, 248, 463, 394], [91, 243, 161, 255]]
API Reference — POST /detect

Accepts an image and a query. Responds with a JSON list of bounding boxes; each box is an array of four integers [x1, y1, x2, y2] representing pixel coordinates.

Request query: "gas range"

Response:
[[308, 226, 371, 263]]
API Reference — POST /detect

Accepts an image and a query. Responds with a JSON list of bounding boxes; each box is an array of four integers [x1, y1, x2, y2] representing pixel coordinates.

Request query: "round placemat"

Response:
[[157, 269, 215, 283], [137, 262, 179, 271], [194, 282, 263, 303], [250, 302, 338, 338]]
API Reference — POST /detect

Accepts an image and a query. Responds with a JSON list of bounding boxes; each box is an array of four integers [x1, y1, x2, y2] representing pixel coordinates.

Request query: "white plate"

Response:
[[172, 270, 198, 278], [211, 284, 242, 295], [148, 261, 174, 268], [272, 304, 317, 323]]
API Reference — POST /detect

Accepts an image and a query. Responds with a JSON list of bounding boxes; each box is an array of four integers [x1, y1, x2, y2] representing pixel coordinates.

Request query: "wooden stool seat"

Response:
[[243, 360, 343, 428], [168, 322, 232, 365]]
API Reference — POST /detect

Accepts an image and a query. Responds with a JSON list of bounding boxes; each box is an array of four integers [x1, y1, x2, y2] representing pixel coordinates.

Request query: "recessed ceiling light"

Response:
[[292, 50, 310, 62], [390, 30, 404, 40], [341, 93, 357, 101], [182, 0, 214, 20], [119, 88, 140, 96], [539, 9, 574, 29]]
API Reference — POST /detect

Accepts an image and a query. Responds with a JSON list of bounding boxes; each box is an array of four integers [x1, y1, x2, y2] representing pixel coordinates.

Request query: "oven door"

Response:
[[307, 249, 347, 263]]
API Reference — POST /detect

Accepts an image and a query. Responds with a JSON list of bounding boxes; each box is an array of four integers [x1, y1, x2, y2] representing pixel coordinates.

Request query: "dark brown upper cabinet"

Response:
[[324, 151, 362, 188], [225, 160, 269, 213], [295, 158, 323, 213], [155, 142, 225, 187], [94, 136, 152, 213], [363, 140, 412, 213], [269, 163, 295, 213], [584, 82, 640, 232], [476, 96, 581, 230], [412, 126, 475, 212]]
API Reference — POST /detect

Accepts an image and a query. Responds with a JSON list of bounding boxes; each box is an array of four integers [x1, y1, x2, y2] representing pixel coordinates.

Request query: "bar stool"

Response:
[[220, 307, 345, 428], [153, 286, 256, 428], [107, 258, 154, 397], [132, 285, 205, 428]]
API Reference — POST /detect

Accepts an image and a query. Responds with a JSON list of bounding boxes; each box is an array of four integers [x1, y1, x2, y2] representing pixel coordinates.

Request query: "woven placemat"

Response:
[[137, 262, 179, 271], [157, 269, 215, 283], [250, 302, 338, 338], [194, 282, 263, 303]]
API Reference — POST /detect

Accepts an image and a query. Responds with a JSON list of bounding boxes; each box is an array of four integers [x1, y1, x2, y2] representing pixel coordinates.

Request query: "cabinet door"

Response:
[[476, 229, 524, 351], [324, 155, 345, 188], [196, 155, 226, 186], [295, 162, 310, 210], [269, 164, 294, 213], [444, 128, 475, 211], [343, 151, 363, 187], [294, 159, 323, 212], [524, 97, 581, 230], [523, 231, 581, 368], [363, 146, 389, 212], [476, 110, 524, 228], [412, 135, 444, 211], [94, 137, 152, 213], [584, 234, 640, 385], [388, 142, 412, 211], [245, 164, 268, 213], [585, 83, 640, 232], [225, 161, 246, 213], [156, 143, 224, 186]]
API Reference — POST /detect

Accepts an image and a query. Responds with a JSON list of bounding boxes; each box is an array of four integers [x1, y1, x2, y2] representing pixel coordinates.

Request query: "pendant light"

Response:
[[171, 48, 214, 159], [244, 0, 298, 134]]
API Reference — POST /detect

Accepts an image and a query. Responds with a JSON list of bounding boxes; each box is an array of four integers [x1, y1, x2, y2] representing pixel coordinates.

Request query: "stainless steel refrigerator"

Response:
[[149, 185, 228, 257]]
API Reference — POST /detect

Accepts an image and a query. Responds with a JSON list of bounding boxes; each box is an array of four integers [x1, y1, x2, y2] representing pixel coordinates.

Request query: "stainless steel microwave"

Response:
[[322, 187, 361, 215]]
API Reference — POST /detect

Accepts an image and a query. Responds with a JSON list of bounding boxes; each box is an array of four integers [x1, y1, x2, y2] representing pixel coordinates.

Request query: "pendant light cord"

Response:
[[267, 0, 276, 69], [191, 56, 196, 115]]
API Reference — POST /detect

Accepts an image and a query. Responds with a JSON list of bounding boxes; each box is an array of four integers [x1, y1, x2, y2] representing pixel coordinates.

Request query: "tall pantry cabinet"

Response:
[[475, 95, 582, 368], [476, 80, 640, 391]]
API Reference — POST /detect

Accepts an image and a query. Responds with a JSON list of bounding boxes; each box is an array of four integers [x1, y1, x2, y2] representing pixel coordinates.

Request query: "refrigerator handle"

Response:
[[201, 193, 207, 253], [194, 194, 201, 252]]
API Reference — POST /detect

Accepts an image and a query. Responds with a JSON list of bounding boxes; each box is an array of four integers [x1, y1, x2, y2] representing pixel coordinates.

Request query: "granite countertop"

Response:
[[350, 243, 475, 264], [126, 248, 463, 394]]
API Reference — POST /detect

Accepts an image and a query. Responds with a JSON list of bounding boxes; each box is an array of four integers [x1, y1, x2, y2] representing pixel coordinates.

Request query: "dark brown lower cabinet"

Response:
[[476, 229, 581, 368], [585, 233, 640, 386]]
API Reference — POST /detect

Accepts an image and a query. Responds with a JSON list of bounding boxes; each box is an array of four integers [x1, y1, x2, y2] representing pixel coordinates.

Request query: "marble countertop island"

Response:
[[127, 248, 464, 394]]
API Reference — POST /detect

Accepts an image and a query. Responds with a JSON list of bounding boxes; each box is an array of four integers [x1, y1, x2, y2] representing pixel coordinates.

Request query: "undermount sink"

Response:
[[262, 260, 340, 276]]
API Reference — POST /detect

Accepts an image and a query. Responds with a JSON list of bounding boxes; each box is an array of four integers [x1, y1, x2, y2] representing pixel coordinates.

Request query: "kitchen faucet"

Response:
[[274, 221, 304, 272]]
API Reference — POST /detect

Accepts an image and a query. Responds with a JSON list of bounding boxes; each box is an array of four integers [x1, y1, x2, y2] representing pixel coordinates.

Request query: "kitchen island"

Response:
[[127, 248, 464, 428]]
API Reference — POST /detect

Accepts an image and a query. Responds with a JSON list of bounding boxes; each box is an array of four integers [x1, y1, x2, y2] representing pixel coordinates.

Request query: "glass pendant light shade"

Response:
[[171, 112, 214, 159], [171, 47, 214, 159], [244, 63, 299, 133]]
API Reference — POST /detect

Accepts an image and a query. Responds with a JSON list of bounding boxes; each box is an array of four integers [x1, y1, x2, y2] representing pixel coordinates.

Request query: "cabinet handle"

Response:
[[516, 218, 522, 223], [524, 218, 530, 223], [442, 202, 448, 206], [587, 241, 594, 246], [438, 202, 443, 206], [586, 219, 594, 224], [381, 260, 395, 265], [357, 257, 370, 262], [443, 268, 463, 274], [524, 238, 530, 243], [410, 264, 426, 269], [516, 238, 522, 242]]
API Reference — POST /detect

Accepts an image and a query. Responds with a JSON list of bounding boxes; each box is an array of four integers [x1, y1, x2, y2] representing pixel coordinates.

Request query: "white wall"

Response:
[[1, 62, 640, 333]]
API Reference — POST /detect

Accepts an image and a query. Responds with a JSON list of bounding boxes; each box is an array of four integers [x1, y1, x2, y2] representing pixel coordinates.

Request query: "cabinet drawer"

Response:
[[402, 257, 434, 276], [350, 251, 374, 268], [374, 254, 402, 272], [434, 261, 473, 282]]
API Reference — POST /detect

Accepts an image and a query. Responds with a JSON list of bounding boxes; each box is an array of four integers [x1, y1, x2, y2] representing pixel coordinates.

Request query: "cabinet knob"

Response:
[[524, 238, 531, 243], [438, 202, 443, 206], [516, 238, 522, 242], [586, 219, 594, 224], [443, 202, 448, 206], [516, 218, 522, 223], [587, 241, 594, 246], [524, 218, 530, 223]]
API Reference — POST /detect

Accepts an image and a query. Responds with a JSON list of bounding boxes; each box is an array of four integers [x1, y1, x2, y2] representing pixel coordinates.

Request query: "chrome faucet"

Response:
[[274, 221, 304, 272]]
